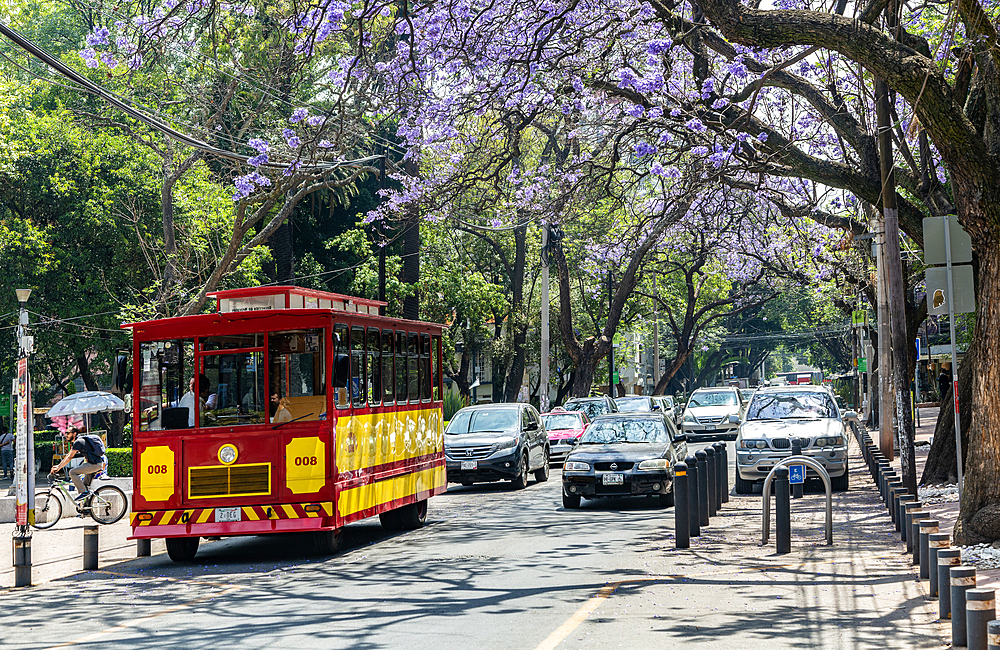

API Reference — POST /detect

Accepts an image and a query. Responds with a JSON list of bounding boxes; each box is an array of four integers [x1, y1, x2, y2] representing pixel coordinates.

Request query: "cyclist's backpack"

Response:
[[80, 434, 106, 464]]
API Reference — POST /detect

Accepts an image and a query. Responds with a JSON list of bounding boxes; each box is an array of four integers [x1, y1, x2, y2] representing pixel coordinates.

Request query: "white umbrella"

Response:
[[47, 391, 126, 417]]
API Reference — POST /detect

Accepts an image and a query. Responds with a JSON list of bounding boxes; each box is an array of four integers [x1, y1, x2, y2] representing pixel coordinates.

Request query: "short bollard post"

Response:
[[919, 519, 939, 579], [13, 534, 31, 588], [904, 502, 923, 550], [83, 525, 99, 571], [674, 463, 689, 549], [685, 455, 701, 538], [898, 495, 916, 540], [953, 566, 978, 646], [891, 487, 907, 528], [987, 619, 1000, 650], [774, 466, 791, 554], [912, 517, 923, 564], [938, 548, 962, 620], [695, 450, 709, 527], [887, 480, 902, 513], [137, 538, 152, 557], [714, 442, 728, 504], [791, 438, 804, 499], [928, 532, 950, 597], [704, 446, 718, 517], [967, 588, 996, 650]]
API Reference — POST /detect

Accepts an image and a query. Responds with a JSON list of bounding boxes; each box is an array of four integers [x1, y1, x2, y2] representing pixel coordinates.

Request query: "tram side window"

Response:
[[407, 332, 420, 403], [199, 349, 265, 427], [268, 330, 326, 423], [138, 339, 194, 431], [367, 328, 381, 407], [420, 333, 432, 401], [351, 326, 367, 408], [381, 330, 394, 405], [432, 335, 442, 400], [333, 324, 350, 409], [395, 331, 407, 404]]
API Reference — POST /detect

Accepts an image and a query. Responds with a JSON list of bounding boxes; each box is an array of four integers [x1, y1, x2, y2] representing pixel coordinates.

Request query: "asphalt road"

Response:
[[0, 439, 938, 649]]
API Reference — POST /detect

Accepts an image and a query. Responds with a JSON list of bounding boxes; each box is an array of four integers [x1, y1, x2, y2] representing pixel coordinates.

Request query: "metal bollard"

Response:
[[953, 566, 978, 646], [704, 446, 718, 517], [988, 619, 1000, 650], [774, 466, 791, 554], [674, 462, 690, 549], [891, 487, 908, 528], [912, 518, 923, 565], [928, 532, 950, 597], [13, 534, 31, 588], [137, 538, 152, 557], [685, 455, 701, 538], [898, 495, 916, 540], [714, 442, 728, 505], [83, 525, 99, 571], [919, 519, 939, 579], [938, 548, 962, 620], [887, 480, 902, 513], [882, 471, 897, 505], [967, 588, 996, 650], [904, 502, 923, 550], [695, 450, 709, 527], [791, 438, 803, 499]]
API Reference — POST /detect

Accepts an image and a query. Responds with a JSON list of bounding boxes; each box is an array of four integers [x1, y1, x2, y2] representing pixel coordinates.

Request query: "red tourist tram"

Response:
[[124, 286, 447, 561]]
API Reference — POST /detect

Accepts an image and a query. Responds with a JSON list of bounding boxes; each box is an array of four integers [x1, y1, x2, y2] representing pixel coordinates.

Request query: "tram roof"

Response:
[[121, 286, 443, 333]]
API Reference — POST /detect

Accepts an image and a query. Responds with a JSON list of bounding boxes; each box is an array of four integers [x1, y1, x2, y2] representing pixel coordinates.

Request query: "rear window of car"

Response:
[[688, 391, 738, 407], [616, 398, 652, 412], [564, 400, 606, 419], [542, 413, 583, 430], [446, 408, 519, 434], [580, 418, 668, 443], [747, 392, 836, 420]]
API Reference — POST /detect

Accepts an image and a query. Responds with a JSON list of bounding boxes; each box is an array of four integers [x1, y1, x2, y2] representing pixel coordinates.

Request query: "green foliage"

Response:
[[106, 448, 133, 477], [443, 390, 465, 420]]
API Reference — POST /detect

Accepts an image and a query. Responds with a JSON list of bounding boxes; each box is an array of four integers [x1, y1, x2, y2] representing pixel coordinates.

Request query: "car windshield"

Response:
[[446, 408, 519, 434], [564, 401, 606, 419], [616, 398, 652, 412], [747, 392, 837, 420], [688, 391, 738, 407], [580, 418, 668, 443], [740, 390, 754, 401], [542, 413, 582, 430]]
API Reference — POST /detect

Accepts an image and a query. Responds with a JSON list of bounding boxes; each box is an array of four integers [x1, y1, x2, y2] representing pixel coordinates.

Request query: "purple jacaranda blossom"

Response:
[[248, 138, 270, 153], [685, 118, 706, 132], [634, 141, 656, 157], [87, 27, 111, 47], [290, 108, 309, 123], [625, 104, 644, 117]]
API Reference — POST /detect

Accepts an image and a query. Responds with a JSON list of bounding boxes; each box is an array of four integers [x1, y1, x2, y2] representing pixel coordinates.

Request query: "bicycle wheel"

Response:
[[32, 490, 63, 530], [89, 485, 127, 525]]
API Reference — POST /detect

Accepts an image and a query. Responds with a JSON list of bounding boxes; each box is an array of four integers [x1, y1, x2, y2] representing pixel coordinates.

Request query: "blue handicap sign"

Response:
[[789, 464, 805, 485]]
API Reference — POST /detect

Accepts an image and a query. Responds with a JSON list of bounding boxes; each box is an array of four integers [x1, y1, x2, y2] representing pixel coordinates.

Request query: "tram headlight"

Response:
[[218, 444, 238, 465]]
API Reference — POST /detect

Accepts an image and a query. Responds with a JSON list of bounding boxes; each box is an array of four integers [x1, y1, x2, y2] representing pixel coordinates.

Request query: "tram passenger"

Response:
[[272, 394, 293, 423], [179, 374, 212, 427]]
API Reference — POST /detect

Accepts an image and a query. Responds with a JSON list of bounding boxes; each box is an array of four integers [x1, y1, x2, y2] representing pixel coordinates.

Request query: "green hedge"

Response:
[[106, 448, 132, 477]]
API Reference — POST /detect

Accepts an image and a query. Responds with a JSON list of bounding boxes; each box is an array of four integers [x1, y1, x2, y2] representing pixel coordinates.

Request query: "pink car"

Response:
[[540, 410, 590, 464]]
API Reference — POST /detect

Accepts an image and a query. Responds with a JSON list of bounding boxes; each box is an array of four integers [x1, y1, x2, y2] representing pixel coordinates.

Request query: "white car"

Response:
[[681, 387, 745, 440], [735, 385, 858, 494]]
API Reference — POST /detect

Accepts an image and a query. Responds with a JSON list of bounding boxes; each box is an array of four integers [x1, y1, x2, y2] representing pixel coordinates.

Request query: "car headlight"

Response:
[[740, 439, 767, 450], [637, 459, 668, 471], [683, 411, 697, 423], [813, 437, 828, 447], [564, 461, 590, 471], [494, 437, 518, 450]]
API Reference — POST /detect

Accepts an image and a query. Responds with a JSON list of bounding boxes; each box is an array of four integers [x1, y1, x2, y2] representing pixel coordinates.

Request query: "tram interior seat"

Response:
[[284, 395, 326, 421]]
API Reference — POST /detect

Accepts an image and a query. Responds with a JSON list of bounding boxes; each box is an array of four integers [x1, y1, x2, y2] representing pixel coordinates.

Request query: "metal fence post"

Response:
[[685, 455, 700, 538], [898, 495, 916, 540], [713, 442, 728, 505], [967, 588, 996, 650], [928, 532, 950, 597], [952, 566, 978, 646], [774, 466, 791, 554], [137, 538, 151, 557], [695, 450, 709, 527], [674, 462, 689, 550], [987, 619, 1000, 650], [938, 548, 962, 620], [791, 438, 803, 499], [919, 519, 939, 579], [83, 525, 99, 571], [704, 446, 718, 517], [891, 487, 907, 529], [887, 480, 902, 514], [912, 517, 923, 564], [13, 534, 31, 588]]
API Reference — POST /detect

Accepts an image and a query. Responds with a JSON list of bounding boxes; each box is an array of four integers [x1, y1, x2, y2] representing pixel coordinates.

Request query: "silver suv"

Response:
[[734, 385, 857, 494], [681, 387, 744, 440]]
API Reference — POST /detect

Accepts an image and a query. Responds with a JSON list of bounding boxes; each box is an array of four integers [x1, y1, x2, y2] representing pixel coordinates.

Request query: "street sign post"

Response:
[[789, 464, 805, 485]]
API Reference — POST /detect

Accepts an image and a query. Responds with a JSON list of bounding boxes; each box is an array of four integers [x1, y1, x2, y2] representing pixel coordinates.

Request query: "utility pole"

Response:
[[540, 225, 550, 412], [653, 272, 660, 394], [13, 288, 34, 587], [875, 218, 892, 459]]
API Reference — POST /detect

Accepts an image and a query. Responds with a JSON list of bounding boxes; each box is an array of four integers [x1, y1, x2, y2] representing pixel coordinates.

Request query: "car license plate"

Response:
[[602, 473, 624, 485], [705, 425, 716, 431], [461, 460, 478, 470], [215, 507, 241, 523]]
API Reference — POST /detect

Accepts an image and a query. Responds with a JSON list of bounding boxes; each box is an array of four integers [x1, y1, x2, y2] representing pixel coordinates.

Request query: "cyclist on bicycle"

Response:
[[49, 427, 106, 502]]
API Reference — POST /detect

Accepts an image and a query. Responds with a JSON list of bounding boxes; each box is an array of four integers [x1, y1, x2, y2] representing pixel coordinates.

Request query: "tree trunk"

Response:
[[921, 337, 975, 485], [503, 225, 528, 402]]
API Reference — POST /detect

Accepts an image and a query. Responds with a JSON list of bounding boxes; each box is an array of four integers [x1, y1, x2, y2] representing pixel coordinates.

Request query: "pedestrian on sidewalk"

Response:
[[0, 431, 12, 479], [938, 368, 951, 402]]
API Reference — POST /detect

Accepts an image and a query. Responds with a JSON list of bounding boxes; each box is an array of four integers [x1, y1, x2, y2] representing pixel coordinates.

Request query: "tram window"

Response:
[[200, 351, 265, 427], [138, 339, 194, 432], [351, 326, 367, 408], [395, 331, 407, 403], [333, 324, 350, 409], [407, 332, 420, 403], [432, 335, 442, 400], [381, 330, 394, 405], [420, 333, 432, 401], [367, 328, 381, 407], [200, 333, 262, 351], [267, 330, 326, 424]]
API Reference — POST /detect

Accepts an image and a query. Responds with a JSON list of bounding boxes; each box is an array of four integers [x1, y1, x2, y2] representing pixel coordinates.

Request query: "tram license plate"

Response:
[[602, 473, 624, 485], [461, 461, 478, 471], [215, 507, 241, 523]]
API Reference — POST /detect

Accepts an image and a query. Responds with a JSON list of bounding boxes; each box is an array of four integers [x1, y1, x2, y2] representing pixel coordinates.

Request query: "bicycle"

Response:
[[32, 473, 128, 529]]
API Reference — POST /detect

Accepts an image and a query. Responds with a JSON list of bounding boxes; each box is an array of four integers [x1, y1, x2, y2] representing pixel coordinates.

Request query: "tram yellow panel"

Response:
[[139, 446, 175, 502], [337, 465, 447, 517], [286, 436, 326, 494], [336, 408, 442, 473]]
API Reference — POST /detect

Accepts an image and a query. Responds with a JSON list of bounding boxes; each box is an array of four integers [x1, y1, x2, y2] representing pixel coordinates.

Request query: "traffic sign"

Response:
[[612, 371, 619, 384], [851, 310, 867, 326], [923, 216, 972, 265], [857, 358, 867, 372], [926, 266, 976, 315], [788, 464, 805, 485], [612, 333, 623, 348]]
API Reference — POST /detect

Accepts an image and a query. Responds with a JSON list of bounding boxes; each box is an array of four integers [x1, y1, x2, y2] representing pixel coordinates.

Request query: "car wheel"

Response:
[[831, 468, 849, 492], [534, 449, 550, 482], [734, 474, 754, 495], [511, 453, 529, 490], [562, 492, 581, 509]]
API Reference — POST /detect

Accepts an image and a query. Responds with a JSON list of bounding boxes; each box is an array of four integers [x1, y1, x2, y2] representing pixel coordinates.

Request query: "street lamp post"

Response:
[[13, 288, 34, 587]]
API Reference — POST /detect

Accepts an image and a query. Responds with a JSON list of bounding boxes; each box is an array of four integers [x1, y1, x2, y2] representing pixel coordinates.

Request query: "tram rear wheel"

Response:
[[396, 499, 428, 530], [166, 536, 200, 562], [310, 529, 343, 555]]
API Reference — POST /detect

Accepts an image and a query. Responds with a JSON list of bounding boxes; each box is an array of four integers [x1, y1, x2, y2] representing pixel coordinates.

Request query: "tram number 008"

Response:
[[294, 456, 318, 466], [147, 464, 169, 474]]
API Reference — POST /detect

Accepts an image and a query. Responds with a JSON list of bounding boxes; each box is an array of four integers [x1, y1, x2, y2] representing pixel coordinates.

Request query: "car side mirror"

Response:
[[728, 414, 740, 424], [674, 433, 687, 442], [843, 410, 859, 422]]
